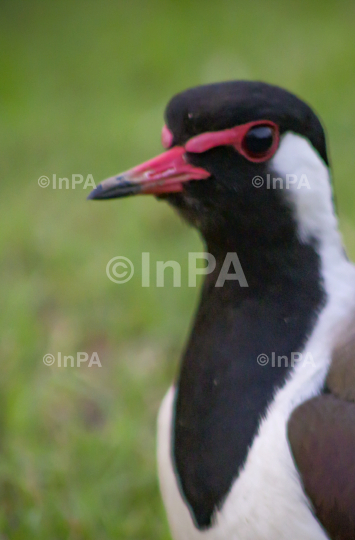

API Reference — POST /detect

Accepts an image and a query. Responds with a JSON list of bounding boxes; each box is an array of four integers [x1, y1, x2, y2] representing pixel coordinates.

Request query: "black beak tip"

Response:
[[87, 185, 104, 200], [87, 179, 142, 200]]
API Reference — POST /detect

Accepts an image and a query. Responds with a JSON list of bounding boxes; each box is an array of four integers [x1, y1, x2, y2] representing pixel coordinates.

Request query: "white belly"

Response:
[[157, 383, 328, 540], [157, 257, 355, 540]]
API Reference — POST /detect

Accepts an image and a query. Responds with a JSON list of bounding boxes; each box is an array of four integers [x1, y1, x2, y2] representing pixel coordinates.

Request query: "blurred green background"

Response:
[[1, 0, 355, 538]]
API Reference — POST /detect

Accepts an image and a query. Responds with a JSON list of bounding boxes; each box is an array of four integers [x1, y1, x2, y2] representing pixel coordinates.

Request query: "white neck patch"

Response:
[[271, 132, 339, 247]]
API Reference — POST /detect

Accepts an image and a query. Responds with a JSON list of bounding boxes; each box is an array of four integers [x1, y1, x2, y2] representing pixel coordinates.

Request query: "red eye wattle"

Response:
[[184, 120, 279, 162], [162, 125, 174, 149], [241, 125, 277, 161]]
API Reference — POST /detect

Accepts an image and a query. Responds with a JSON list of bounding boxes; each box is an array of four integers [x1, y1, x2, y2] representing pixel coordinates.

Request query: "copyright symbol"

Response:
[[252, 176, 264, 188], [106, 256, 134, 284], [43, 353, 56, 366], [257, 353, 269, 366], [38, 175, 50, 188]]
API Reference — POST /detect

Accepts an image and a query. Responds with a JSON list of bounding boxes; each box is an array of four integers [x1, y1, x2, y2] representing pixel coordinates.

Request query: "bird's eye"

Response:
[[242, 125, 276, 160]]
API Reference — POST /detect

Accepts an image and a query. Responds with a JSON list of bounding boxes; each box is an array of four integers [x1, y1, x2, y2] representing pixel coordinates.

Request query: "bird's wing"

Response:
[[287, 323, 355, 540]]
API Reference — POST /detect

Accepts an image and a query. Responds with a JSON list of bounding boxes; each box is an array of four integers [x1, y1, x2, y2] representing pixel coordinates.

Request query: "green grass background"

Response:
[[1, 1, 355, 538]]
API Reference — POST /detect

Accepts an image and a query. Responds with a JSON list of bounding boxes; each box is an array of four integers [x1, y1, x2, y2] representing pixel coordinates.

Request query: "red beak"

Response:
[[88, 146, 211, 200]]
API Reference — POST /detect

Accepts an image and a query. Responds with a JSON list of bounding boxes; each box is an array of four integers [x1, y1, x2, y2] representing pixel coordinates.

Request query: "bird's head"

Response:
[[89, 81, 335, 252]]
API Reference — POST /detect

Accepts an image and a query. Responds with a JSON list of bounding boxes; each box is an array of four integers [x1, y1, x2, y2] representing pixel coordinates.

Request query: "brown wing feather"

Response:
[[288, 319, 355, 540], [288, 394, 355, 540]]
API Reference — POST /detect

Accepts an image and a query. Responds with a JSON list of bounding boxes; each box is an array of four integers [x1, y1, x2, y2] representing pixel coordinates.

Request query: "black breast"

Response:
[[173, 239, 326, 529]]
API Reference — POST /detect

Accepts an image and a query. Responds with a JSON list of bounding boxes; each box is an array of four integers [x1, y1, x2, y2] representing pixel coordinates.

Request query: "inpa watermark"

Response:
[[38, 174, 96, 189], [252, 174, 310, 190], [256, 352, 315, 368], [106, 252, 249, 288], [43, 352, 102, 367]]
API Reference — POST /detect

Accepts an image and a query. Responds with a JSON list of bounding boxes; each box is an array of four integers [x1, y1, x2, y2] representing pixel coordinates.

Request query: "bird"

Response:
[[89, 81, 355, 540]]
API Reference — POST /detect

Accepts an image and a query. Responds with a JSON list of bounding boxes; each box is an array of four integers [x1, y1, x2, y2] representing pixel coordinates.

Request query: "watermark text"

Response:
[[38, 174, 96, 189], [106, 252, 249, 288], [43, 352, 102, 367]]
